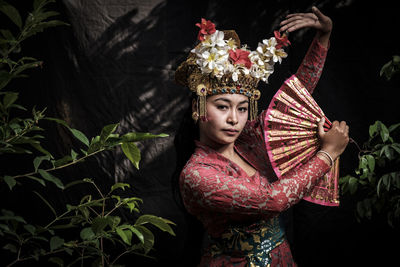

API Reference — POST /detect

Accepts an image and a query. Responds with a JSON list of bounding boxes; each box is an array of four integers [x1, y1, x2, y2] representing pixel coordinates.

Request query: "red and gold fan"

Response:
[[264, 75, 339, 206]]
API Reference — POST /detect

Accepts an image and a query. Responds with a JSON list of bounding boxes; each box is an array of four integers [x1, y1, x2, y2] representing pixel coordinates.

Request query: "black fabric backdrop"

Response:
[[3, 0, 400, 266]]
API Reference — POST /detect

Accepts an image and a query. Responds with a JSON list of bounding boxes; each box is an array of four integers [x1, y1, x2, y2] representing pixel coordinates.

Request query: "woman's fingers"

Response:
[[311, 6, 326, 21], [280, 20, 315, 32], [320, 120, 350, 160], [317, 117, 326, 138], [280, 14, 317, 27], [280, 7, 332, 34], [280, 13, 319, 32], [284, 13, 318, 22]]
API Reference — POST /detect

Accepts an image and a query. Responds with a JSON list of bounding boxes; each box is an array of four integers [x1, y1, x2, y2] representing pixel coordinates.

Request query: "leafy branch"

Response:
[[340, 57, 400, 227], [0, 1, 175, 266]]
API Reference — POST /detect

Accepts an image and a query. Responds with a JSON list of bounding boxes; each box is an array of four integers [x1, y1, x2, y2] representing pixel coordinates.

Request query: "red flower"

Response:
[[195, 18, 216, 41], [229, 49, 252, 69], [274, 30, 291, 49]]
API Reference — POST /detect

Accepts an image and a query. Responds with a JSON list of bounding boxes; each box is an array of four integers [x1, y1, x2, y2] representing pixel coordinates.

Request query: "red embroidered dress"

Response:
[[180, 38, 330, 266]]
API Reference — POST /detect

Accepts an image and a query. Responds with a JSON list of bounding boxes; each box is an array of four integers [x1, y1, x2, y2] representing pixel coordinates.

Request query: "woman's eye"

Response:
[[217, 105, 228, 110], [238, 107, 248, 112]]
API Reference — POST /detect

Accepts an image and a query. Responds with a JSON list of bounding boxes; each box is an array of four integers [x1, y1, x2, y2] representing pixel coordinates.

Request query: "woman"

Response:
[[174, 6, 349, 266]]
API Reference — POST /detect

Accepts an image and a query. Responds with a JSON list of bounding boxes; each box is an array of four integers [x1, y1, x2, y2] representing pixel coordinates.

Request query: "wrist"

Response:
[[316, 150, 334, 167], [316, 30, 331, 48]]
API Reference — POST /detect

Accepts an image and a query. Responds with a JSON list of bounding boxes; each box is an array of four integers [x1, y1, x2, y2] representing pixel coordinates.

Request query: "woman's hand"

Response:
[[317, 118, 349, 162], [279, 6, 332, 47]]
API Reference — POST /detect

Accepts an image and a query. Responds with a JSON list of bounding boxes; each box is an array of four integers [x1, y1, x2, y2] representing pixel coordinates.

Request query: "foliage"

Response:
[[380, 55, 400, 81], [0, 1, 175, 266], [340, 121, 400, 227], [340, 57, 400, 228], [0, 179, 175, 266]]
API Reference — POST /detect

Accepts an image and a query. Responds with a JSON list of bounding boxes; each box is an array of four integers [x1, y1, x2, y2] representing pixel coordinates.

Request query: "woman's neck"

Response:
[[199, 137, 236, 158]]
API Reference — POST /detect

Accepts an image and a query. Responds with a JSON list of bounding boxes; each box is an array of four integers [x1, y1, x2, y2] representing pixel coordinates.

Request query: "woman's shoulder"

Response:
[[181, 144, 226, 175]]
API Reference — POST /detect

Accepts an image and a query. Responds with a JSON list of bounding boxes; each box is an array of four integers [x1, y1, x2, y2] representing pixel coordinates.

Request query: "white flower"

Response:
[[271, 48, 288, 63], [202, 30, 226, 48], [196, 47, 229, 77]]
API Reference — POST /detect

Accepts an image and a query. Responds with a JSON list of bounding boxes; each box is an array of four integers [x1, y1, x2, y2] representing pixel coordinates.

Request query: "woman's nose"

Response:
[[227, 110, 238, 125]]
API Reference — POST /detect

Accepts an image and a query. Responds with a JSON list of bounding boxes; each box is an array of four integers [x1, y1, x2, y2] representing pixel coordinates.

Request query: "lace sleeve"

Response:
[[295, 38, 329, 94], [180, 155, 330, 215]]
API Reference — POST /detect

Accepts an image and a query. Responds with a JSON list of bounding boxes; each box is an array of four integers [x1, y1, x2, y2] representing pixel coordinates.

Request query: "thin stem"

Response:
[[104, 201, 123, 217], [44, 209, 72, 229], [6, 247, 67, 267], [4, 121, 35, 143], [10, 148, 106, 180]]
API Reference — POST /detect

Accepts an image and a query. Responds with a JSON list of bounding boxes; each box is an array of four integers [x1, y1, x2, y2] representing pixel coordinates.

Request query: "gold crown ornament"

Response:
[[175, 18, 291, 121]]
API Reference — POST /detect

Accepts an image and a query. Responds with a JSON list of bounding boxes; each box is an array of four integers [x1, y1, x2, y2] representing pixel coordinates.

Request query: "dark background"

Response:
[[2, 0, 400, 266]]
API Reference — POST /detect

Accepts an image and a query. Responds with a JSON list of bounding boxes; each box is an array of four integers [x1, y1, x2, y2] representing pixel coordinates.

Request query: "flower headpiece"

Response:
[[175, 18, 290, 120]]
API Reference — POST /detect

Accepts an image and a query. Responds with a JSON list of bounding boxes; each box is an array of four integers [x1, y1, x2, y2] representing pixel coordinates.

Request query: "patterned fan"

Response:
[[264, 75, 339, 206]]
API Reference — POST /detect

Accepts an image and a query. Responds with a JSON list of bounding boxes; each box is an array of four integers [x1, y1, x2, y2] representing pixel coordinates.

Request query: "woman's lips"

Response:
[[222, 129, 239, 135]]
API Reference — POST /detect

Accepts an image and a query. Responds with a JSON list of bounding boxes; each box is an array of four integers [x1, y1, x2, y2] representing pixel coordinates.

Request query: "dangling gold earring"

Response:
[[192, 111, 199, 123]]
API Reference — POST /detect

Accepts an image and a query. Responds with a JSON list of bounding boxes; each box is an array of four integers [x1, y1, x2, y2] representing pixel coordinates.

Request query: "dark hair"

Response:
[[172, 94, 198, 209], [171, 95, 204, 266]]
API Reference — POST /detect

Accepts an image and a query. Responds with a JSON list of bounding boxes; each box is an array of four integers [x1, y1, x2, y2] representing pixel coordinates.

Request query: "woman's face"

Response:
[[196, 94, 249, 148]]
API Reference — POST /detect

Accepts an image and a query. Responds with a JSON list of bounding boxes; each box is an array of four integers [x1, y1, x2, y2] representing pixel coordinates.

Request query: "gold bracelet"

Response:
[[317, 150, 334, 167]]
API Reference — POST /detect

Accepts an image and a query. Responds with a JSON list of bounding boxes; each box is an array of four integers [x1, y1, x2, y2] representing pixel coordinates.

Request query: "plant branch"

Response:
[[10, 148, 106, 180]]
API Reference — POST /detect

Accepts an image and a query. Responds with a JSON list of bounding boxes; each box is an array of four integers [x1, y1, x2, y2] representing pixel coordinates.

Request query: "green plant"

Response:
[[0, 1, 175, 266], [340, 56, 400, 227], [340, 121, 400, 227], [1, 178, 175, 267], [380, 55, 400, 81]]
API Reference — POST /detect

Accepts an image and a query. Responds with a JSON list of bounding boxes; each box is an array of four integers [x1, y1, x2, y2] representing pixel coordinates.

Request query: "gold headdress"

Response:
[[175, 18, 290, 121]]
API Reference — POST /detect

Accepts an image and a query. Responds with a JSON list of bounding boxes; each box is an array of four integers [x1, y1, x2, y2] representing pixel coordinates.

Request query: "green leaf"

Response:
[[135, 214, 175, 236], [380, 145, 392, 160], [100, 123, 119, 143], [3, 92, 18, 109], [91, 217, 111, 234], [63, 179, 87, 190], [13, 61, 42, 75], [0, 0, 22, 29], [52, 155, 73, 168], [33, 0, 47, 10], [24, 224, 36, 235], [110, 183, 130, 193], [393, 172, 400, 189], [33, 155, 51, 172], [0, 71, 13, 90], [135, 225, 154, 254], [348, 177, 358, 195], [389, 123, 400, 133], [116, 227, 130, 245], [30, 142, 53, 158], [26, 175, 46, 186], [50, 236, 64, 251], [87, 136, 101, 154], [122, 132, 169, 143], [369, 121, 379, 138], [33, 191, 57, 217], [38, 169, 64, 189], [3, 175, 16, 190], [382, 174, 391, 191], [356, 201, 365, 218], [391, 144, 400, 155], [121, 142, 141, 169], [45, 117, 70, 128], [80, 227, 95, 241], [45, 117, 89, 146], [70, 149, 78, 160], [365, 155, 375, 173], [126, 225, 144, 244], [3, 243, 17, 253], [70, 128, 89, 147], [380, 123, 390, 142]]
